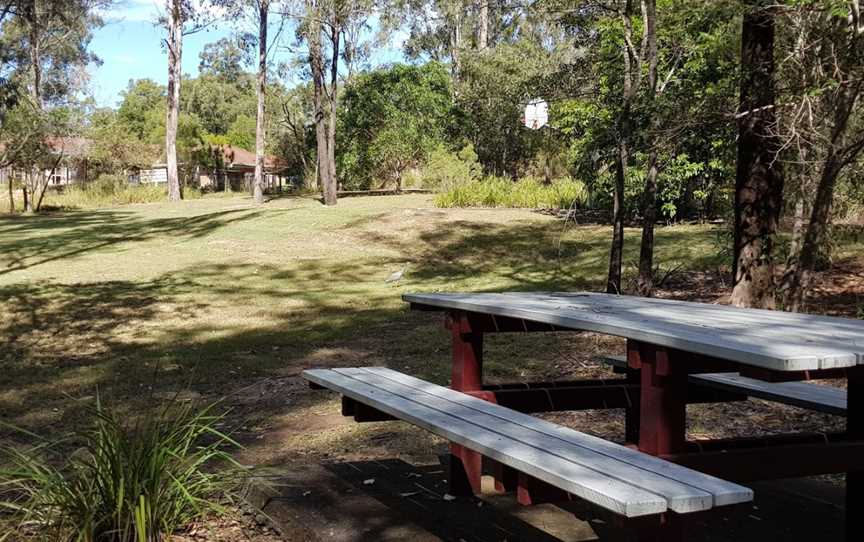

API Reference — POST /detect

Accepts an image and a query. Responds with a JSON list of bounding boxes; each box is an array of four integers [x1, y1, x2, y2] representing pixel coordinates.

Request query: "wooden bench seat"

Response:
[[600, 355, 847, 416], [303, 367, 753, 518]]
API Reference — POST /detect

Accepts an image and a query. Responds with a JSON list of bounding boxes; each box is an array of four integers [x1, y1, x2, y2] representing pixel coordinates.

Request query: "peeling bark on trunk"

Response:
[[165, 0, 183, 202], [450, 8, 462, 81], [730, 4, 783, 309], [253, 0, 269, 205], [476, 0, 488, 50]]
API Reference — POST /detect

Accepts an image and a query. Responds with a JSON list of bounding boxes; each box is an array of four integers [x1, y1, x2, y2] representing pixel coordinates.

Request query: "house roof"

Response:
[[216, 144, 286, 171], [0, 136, 90, 158]]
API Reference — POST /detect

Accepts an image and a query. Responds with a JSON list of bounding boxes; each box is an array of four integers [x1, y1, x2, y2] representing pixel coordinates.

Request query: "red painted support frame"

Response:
[[446, 310, 485, 495], [409, 305, 864, 540]]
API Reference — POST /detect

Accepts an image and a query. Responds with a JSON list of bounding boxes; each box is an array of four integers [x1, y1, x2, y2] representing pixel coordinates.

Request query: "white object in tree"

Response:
[[524, 99, 549, 129]]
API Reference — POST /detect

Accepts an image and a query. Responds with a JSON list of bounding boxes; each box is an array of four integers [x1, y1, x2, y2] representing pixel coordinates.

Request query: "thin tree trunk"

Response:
[[783, 156, 842, 312], [636, 0, 658, 297], [476, 0, 488, 50], [450, 8, 462, 81], [6, 176, 13, 213], [165, 0, 183, 202], [326, 23, 339, 201], [607, 131, 627, 294], [730, 3, 783, 309], [636, 154, 659, 295], [253, 0, 269, 205]]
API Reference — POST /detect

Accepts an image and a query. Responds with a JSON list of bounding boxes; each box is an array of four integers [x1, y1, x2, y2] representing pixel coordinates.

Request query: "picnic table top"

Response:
[[403, 292, 864, 372]]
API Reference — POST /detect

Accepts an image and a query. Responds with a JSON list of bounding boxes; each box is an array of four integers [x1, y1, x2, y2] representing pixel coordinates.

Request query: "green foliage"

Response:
[[0, 399, 245, 541], [226, 114, 257, 151], [419, 144, 482, 190], [117, 80, 167, 144], [337, 62, 459, 189], [435, 176, 588, 210]]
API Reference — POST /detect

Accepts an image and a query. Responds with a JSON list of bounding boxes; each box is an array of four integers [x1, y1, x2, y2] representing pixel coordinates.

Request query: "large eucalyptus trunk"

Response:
[[253, 0, 269, 205], [326, 22, 340, 200], [730, 3, 783, 309], [165, 0, 183, 202]]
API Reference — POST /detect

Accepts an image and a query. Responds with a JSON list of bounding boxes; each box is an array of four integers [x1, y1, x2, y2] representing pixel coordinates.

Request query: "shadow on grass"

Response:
[[0, 207, 271, 276], [0, 212, 721, 448]]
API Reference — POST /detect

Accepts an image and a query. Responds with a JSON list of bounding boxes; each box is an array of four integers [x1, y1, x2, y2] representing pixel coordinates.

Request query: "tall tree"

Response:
[[730, 0, 784, 309], [162, 0, 214, 202], [607, 0, 652, 294], [253, 0, 270, 204], [165, 0, 184, 201]]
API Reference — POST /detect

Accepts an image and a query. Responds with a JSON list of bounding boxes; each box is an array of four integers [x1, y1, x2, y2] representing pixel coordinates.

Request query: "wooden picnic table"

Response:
[[403, 291, 864, 540]]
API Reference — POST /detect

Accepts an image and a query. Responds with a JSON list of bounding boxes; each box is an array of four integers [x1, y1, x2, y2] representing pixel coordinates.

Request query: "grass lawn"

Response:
[[0, 193, 859, 466]]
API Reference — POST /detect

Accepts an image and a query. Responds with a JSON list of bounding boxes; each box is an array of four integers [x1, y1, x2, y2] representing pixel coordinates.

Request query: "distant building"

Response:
[[131, 145, 289, 192], [0, 137, 92, 185]]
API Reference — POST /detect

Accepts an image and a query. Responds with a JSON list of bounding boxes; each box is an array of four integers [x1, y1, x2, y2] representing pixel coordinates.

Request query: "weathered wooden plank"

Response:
[[599, 355, 847, 415], [693, 373, 847, 416], [354, 367, 753, 509], [403, 292, 864, 371], [338, 369, 715, 512], [302, 368, 669, 517]]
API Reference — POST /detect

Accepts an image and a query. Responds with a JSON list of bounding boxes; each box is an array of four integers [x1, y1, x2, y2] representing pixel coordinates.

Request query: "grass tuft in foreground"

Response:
[[0, 398, 245, 541]]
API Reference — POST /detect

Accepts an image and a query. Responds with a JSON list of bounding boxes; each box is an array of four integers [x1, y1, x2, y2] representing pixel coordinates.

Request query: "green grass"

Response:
[[435, 177, 589, 209], [0, 193, 731, 440]]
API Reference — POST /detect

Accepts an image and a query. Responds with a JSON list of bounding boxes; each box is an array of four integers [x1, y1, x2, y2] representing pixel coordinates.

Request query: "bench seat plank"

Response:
[[304, 368, 667, 517], [692, 373, 847, 416], [303, 367, 753, 517], [353, 367, 752, 509], [601, 355, 847, 416]]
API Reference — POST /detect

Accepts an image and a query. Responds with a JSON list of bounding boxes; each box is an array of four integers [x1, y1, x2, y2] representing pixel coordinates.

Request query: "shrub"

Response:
[[435, 176, 588, 210], [0, 399, 245, 541], [420, 144, 482, 191]]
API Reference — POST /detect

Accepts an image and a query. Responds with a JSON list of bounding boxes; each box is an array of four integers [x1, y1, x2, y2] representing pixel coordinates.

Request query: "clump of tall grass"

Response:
[[0, 399, 245, 541], [435, 176, 588, 210], [53, 175, 203, 209]]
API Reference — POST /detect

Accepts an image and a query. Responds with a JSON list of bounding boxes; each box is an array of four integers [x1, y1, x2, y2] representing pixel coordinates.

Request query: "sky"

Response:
[[88, 0, 407, 107]]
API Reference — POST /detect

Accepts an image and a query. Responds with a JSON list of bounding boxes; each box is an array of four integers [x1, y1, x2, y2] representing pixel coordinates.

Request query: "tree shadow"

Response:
[[0, 207, 272, 276]]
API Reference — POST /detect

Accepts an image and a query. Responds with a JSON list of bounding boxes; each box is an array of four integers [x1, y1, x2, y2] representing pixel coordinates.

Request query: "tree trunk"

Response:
[[730, 3, 783, 309], [7, 174, 14, 212], [636, 0, 658, 297], [253, 0, 269, 205], [636, 154, 659, 296], [450, 8, 462, 81], [607, 130, 627, 294], [307, 11, 336, 206], [783, 156, 842, 312], [165, 0, 183, 202], [476, 0, 488, 50], [326, 23, 339, 201]]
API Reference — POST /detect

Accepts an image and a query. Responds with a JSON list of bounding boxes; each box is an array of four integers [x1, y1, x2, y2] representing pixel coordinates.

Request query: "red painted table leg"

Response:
[[847, 366, 864, 541], [634, 341, 687, 540], [447, 311, 484, 496]]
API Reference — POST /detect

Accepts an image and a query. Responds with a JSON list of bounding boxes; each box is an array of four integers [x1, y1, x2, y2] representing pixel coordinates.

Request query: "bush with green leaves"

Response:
[[337, 62, 460, 189], [0, 400, 245, 541], [420, 144, 482, 191]]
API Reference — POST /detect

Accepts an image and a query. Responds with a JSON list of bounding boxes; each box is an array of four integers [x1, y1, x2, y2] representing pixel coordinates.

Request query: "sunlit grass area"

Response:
[[1, 193, 842, 461]]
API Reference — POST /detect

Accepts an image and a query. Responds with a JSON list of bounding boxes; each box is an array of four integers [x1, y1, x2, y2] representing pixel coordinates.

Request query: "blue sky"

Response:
[[89, 1, 407, 107]]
